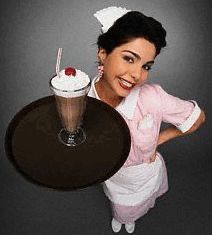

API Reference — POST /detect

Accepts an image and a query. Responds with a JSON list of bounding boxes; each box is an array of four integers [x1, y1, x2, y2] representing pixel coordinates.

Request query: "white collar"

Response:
[[88, 76, 140, 120]]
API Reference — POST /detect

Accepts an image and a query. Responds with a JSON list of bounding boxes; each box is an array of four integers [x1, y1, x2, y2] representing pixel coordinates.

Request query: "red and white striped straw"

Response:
[[56, 48, 62, 77]]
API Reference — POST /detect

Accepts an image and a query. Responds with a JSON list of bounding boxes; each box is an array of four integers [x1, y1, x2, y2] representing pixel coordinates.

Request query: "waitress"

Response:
[[88, 6, 205, 233]]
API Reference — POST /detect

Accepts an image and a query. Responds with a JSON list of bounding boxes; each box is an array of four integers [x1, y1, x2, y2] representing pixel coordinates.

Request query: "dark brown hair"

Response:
[[97, 11, 167, 56]]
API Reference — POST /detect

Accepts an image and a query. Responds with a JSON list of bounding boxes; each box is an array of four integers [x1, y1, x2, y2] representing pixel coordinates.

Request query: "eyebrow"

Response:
[[122, 50, 155, 65]]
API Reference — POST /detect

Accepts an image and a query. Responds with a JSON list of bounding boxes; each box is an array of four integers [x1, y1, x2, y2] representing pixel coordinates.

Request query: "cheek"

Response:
[[105, 53, 125, 70], [138, 72, 149, 84], [143, 72, 149, 80], [103, 63, 114, 80], [104, 60, 123, 77]]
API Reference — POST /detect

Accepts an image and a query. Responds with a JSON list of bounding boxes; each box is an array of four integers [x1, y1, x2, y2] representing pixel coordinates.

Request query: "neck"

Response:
[[95, 77, 123, 108]]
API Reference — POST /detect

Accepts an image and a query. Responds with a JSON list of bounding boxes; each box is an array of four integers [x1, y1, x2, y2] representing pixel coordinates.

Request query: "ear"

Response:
[[97, 48, 107, 64]]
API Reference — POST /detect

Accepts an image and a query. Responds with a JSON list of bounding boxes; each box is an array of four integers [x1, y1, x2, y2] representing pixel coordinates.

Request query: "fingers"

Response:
[[149, 152, 157, 163]]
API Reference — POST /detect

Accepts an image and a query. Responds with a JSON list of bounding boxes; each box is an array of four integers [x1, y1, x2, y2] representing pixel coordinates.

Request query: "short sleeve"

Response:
[[155, 85, 201, 133]]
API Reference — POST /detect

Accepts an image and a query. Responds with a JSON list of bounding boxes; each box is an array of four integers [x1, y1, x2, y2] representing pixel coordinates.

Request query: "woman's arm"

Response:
[[150, 110, 206, 162], [157, 110, 206, 146]]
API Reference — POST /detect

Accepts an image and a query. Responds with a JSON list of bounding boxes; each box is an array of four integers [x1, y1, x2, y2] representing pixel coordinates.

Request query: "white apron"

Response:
[[103, 153, 164, 206]]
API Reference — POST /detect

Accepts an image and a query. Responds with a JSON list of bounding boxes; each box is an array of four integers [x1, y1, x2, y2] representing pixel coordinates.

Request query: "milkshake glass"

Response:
[[50, 68, 91, 146]]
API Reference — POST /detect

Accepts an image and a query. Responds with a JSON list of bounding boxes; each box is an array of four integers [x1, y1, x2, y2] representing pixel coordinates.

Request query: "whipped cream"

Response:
[[50, 69, 90, 97]]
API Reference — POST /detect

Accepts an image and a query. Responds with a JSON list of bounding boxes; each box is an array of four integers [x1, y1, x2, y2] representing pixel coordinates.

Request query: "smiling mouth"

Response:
[[118, 77, 135, 90]]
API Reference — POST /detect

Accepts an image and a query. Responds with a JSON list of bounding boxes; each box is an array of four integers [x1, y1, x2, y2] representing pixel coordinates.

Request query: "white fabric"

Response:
[[88, 77, 140, 120], [88, 76, 101, 100], [94, 6, 131, 33], [103, 154, 164, 206], [177, 100, 201, 133], [116, 86, 140, 120]]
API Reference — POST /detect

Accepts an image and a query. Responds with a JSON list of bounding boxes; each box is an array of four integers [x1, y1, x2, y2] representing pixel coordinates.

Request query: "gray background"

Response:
[[0, 0, 211, 234]]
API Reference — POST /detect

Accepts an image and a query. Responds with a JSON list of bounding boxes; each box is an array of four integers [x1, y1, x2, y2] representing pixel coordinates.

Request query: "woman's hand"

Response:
[[149, 110, 205, 163], [149, 152, 157, 163]]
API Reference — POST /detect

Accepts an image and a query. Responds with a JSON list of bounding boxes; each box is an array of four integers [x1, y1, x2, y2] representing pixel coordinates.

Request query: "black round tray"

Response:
[[5, 96, 131, 190]]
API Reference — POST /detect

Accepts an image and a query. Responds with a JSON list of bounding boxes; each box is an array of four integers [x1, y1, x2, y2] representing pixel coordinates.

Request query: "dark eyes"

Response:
[[123, 55, 152, 71], [123, 55, 134, 63], [142, 64, 152, 71]]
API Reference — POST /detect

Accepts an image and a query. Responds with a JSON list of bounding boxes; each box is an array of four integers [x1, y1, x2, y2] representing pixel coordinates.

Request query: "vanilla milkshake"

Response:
[[50, 67, 90, 146]]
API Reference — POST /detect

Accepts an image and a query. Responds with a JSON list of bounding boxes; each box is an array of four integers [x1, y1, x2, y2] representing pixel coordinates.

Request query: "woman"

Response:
[[88, 6, 205, 233]]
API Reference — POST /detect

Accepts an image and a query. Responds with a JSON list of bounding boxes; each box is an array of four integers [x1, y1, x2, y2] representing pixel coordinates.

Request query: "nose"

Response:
[[130, 65, 142, 82]]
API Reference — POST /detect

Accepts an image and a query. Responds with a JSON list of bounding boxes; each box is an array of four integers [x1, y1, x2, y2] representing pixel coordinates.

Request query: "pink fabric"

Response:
[[121, 84, 195, 167], [109, 84, 195, 223]]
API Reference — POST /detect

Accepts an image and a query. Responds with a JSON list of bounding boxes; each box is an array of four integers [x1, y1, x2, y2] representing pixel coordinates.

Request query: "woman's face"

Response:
[[98, 37, 156, 98]]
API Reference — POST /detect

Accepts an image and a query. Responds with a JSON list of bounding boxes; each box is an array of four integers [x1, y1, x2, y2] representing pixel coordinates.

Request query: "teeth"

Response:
[[120, 79, 133, 88]]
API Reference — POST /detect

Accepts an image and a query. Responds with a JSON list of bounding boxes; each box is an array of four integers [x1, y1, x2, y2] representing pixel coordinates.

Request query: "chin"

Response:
[[116, 89, 131, 98], [112, 82, 132, 98], [114, 82, 134, 97]]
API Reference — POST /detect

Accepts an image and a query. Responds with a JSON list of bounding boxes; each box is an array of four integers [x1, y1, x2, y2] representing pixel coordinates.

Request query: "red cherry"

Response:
[[65, 67, 76, 76]]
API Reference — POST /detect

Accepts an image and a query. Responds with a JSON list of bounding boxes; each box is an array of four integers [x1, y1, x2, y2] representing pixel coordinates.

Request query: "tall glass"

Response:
[[49, 77, 91, 146]]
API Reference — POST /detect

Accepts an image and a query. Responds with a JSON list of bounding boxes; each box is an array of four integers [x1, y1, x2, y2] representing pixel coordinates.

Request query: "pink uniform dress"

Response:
[[88, 76, 201, 224]]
